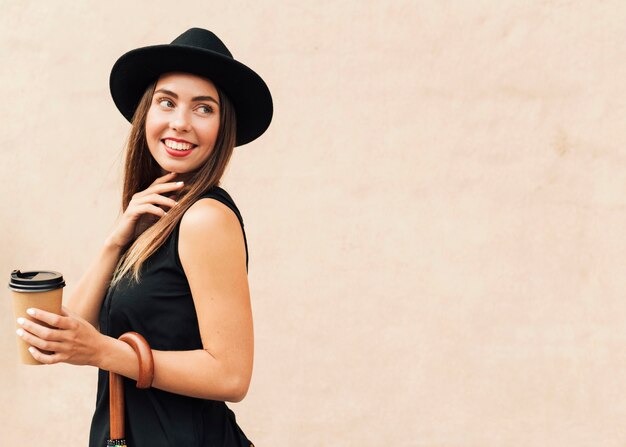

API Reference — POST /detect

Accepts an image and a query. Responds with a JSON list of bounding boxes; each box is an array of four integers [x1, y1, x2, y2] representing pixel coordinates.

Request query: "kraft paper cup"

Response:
[[9, 270, 65, 365]]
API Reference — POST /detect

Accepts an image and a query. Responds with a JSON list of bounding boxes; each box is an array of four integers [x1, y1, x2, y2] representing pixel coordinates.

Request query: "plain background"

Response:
[[3, 1, 626, 445]]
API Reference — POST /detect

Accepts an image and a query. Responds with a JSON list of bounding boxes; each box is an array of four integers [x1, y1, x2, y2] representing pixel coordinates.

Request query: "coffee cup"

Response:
[[9, 269, 65, 365]]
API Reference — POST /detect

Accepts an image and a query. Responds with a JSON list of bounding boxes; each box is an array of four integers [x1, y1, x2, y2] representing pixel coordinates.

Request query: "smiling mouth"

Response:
[[161, 139, 198, 151]]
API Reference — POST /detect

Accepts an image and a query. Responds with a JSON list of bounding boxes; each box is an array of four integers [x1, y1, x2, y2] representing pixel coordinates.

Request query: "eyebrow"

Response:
[[154, 88, 220, 106]]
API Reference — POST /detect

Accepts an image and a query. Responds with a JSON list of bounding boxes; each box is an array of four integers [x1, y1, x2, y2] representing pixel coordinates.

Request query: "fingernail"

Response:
[[28, 347, 36, 354], [17, 317, 25, 325], [16, 328, 24, 337], [26, 309, 35, 316], [176, 181, 184, 186]]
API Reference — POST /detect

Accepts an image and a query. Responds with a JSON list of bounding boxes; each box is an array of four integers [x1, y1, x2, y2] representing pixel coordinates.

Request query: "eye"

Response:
[[157, 98, 174, 108], [197, 104, 214, 114]]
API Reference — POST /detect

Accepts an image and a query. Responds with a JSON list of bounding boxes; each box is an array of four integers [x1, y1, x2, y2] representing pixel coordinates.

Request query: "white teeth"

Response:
[[164, 139, 194, 150]]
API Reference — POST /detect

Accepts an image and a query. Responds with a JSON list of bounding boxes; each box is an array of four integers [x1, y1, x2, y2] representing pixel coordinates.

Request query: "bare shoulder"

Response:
[[180, 197, 240, 234], [178, 197, 246, 271]]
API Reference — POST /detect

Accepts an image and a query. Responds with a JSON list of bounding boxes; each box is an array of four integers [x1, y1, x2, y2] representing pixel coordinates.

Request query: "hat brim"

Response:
[[109, 44, 273, 146]]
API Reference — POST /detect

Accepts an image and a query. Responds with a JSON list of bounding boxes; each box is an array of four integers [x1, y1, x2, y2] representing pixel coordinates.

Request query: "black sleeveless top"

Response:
[[89, 186, 253, 447]]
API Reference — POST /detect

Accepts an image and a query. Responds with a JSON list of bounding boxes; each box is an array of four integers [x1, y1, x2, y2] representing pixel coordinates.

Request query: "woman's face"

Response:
[[145, 71, 221, 175]]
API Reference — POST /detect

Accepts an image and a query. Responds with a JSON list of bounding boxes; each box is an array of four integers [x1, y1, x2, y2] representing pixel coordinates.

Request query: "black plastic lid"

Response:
[[8, 270, 65, 292]]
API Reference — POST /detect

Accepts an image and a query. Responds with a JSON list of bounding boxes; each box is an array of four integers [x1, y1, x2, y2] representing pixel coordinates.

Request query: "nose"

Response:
[[169, 109, 191, 132]]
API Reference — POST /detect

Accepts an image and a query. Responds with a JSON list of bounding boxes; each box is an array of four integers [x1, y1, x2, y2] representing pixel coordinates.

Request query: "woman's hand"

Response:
[[106, 171, 184, 249], [16, 306, 106, 366]]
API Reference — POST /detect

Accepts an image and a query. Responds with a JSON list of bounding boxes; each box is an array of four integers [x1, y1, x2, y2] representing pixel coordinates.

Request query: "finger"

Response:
[[140, 193, 178, 209], [26, 308, 73, 330], [17, 327, 63, 352], [27, 346, 61, 365], [60, 305, 80, 320], [149, 171, 177, 186], [133, 180, 184, 199], [132, 203, 168, 218], [17, 317, 65, 342], [148, 181, 185, 196]]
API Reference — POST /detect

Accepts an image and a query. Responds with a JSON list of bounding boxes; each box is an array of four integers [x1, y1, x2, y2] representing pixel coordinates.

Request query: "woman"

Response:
[[14, 28, 272, 446]]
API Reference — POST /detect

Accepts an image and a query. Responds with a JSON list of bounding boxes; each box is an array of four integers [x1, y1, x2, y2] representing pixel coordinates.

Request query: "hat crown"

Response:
[[170, 28, 232, 59]]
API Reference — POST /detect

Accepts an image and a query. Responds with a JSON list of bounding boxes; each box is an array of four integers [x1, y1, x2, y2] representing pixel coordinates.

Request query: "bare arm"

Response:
[[96, 198, 253, 402], [63, 238, 123, 329], [97, 341, 246, 402], [20, 195, 252, 402], [64, 173, 183, 329]]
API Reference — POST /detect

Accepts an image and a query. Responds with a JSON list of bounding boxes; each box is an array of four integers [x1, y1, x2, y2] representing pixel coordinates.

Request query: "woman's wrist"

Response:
[[95, 335, 124, 371], [96, 335, 138, 380], [94, 333, 113, 370], [103, 236, 125, 253]]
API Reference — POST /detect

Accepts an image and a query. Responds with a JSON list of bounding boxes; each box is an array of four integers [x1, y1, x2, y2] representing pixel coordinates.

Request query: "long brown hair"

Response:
[[110, 75, 237, 287]]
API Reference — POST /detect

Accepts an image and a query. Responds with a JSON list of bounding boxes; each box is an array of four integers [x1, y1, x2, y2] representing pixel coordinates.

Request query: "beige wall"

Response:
[[2, 1, 626, 445]]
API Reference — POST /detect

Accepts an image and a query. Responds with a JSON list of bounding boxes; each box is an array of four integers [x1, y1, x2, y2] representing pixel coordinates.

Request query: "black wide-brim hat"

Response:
[[109, 28, 273, 147]]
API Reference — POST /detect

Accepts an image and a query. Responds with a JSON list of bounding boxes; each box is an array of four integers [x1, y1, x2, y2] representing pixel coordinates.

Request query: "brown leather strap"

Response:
[[109, 332, 154, 441]]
